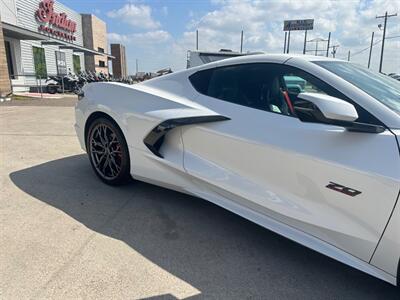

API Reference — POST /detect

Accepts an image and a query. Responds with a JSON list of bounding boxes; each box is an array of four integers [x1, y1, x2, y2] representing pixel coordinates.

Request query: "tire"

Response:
[[86, 117, 131, 185], [73, 85, 81, 95], [47, 84, 57, 94]]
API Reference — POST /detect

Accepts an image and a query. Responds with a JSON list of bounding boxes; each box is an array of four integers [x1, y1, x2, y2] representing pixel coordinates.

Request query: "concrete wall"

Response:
[[111, 43, 127, 78], [82, 14, 108, 73], [81, 14, 94, 72]]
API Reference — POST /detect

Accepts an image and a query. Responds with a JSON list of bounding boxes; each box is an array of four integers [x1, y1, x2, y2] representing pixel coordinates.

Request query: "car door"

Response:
[[181, 62, 400, 262]]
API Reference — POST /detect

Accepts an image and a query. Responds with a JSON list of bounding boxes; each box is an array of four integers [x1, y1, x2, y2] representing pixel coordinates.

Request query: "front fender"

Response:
[[370, 192, 400, 280], [370, 129, 400, 280]]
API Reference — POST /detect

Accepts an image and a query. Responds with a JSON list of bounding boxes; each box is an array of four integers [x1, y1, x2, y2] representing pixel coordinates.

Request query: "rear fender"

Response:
[[82, 82, 227, 152]]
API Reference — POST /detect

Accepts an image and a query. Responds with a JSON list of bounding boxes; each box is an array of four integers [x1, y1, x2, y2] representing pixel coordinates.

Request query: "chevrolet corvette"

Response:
[[75, 54, 400, 286]]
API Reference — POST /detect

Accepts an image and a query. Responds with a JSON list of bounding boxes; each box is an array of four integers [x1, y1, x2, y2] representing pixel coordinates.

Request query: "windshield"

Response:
[[314, 61, 400, 115]]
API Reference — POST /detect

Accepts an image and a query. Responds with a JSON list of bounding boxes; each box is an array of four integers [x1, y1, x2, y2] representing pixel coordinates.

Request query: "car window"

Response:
[[207, 64, 276, 111], [280, 66, 382, 125], [283, 75, 326, 95], [189, 63, 383, 125], [189, 68, 212, 95], [314, 61, 400, 116], [190, 64, 294, 115]]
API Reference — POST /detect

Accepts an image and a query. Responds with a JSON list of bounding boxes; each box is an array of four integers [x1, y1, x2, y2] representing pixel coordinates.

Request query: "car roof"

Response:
[[201, 53, 345, 69], [142, 52, 400, 129]]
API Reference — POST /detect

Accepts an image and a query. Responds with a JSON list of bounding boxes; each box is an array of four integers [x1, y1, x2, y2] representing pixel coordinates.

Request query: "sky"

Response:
[[62, 0, 400, 75]]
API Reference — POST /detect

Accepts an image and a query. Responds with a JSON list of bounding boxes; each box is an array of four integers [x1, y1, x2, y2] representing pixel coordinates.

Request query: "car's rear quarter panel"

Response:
[[75, 80, 218, 193]]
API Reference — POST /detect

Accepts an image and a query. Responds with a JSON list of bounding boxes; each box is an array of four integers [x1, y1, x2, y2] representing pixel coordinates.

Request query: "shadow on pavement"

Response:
[[10, 154, 399, 299]]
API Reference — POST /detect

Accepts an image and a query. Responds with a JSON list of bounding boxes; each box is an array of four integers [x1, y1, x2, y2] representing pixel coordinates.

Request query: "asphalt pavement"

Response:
[[0, 99, 398, 299]]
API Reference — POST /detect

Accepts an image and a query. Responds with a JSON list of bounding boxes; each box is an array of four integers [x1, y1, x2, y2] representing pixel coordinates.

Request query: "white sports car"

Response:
[[75, 54, 400, 286]]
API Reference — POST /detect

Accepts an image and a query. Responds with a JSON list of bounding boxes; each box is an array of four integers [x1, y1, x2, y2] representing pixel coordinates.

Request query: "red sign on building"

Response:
[[36, 0, 77, 41]]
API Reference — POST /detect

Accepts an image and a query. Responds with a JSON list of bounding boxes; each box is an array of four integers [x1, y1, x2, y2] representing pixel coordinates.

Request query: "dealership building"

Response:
[[0, 0, 127, 96]]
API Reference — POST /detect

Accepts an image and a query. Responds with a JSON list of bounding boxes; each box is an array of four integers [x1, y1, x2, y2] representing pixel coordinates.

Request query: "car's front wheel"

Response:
[[86, 117, 131, 185]]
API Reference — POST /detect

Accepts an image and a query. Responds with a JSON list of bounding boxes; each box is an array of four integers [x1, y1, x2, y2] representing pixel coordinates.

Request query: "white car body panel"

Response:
[[370, 129, 400, 278], [181, 94, 399, 262], [75, 54, 400, 286]]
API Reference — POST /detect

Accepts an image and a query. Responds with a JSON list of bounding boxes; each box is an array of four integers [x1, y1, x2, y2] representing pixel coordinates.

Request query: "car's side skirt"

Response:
[[183, 177, 397, 286], [135, 146, 397, 286]]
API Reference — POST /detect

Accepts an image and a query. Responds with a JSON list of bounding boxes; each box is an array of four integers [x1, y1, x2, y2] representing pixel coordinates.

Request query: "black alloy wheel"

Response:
[[87, 118, 131, 185]]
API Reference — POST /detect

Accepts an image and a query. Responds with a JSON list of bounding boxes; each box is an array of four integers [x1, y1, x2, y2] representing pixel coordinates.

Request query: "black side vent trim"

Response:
[[144, 115, 230, 158]]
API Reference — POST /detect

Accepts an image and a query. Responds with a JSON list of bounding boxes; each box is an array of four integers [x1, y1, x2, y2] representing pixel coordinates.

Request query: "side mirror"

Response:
[[294, 93, 385, 133]]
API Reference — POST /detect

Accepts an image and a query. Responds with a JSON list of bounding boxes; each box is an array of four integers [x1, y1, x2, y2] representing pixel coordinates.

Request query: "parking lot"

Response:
[[0, 98, 399, 299]]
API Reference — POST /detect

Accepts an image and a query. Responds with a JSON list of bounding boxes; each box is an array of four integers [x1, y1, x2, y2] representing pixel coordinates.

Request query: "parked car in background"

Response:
[[187, 49, 264, 68], [283, 75, 306, 93]]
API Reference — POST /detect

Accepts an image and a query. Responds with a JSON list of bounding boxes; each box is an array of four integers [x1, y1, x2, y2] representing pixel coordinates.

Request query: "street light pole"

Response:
[[240, 30, 244, 53], [284, 32, 287, 53], [196, 30, 199, 50], [303, 30, 307, 54], [287, 30, 291, 54], [326, 32, 331, 57], [376, 12, 397, 73], [368, 31, 374, 68]]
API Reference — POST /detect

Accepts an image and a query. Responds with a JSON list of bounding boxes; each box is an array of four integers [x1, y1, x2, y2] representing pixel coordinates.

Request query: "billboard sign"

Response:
[[283, 19, 314, 31]]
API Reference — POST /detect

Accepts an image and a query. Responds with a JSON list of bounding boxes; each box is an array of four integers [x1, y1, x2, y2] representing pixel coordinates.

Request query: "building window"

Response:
[[55, 51, 67, 75], [99, 60, 105, 67], [73, 55, 81, 74], [4, 41, 15, 79], [32, 47, 47, 79], [98, 47, 104, 53]]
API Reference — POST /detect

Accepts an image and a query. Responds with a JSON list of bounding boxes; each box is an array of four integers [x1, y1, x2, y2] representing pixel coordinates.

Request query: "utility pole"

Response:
[[303, 30, 307, 54], [287, 30, 291, 54], [368, 32, 374, 68], [326, 32, 331, 57], [347, 50, 351, 61], [376, 12, 397, 73], [135, 59, 138, 74], [284, 32, 287, 53], [196, 30, 199, 50], [240, 30, 244, 53]]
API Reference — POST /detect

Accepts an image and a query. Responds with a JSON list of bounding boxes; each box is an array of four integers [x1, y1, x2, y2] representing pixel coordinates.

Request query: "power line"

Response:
[[336, 39, 382, 59], [386, 35, 400, 39], [337, 34, 399, 60], [351, 39, 382, 57]]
